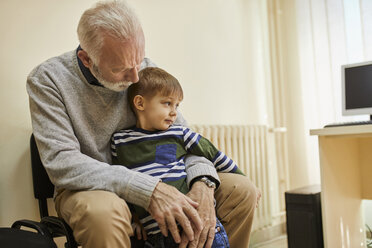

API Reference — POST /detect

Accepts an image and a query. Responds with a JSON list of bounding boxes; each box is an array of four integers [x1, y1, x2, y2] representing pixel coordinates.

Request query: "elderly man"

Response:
[[27, 1, 258, 247]]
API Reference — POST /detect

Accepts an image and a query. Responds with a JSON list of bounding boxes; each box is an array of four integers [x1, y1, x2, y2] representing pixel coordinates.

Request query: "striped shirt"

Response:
[[111, 125, 244, 235]]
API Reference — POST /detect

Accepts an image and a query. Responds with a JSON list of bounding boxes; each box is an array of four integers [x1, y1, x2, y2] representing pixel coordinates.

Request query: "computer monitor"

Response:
[[342, 61, 372, 119]]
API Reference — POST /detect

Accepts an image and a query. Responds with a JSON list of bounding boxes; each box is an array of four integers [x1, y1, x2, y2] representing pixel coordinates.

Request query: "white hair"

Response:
[[77, 0, 142, 63]]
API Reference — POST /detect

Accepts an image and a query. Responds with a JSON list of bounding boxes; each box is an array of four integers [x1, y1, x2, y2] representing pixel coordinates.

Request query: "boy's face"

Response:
[[141, 93, 182, 131]]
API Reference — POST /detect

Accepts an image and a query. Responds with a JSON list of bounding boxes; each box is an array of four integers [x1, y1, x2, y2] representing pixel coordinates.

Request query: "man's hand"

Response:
[[179, 181, 216, 248], [148, 182, 203, 243]]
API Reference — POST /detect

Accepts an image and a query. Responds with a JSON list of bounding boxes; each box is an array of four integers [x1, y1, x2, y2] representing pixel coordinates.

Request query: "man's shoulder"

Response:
[[28, 50, 77, 79]]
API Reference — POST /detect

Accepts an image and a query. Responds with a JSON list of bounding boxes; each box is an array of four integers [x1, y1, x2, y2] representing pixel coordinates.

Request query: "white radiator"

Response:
[[190, 124, 283, 232]]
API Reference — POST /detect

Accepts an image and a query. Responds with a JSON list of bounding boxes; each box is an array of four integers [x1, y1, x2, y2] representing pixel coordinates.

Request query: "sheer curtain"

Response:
[[290, 0, 372, 226], [272, 0, 372, 188], [297, 0, 372, 126]]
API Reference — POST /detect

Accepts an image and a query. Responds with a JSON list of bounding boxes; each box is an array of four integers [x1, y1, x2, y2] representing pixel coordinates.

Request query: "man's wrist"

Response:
[[198, 177, 216, 189], [184, 155, 220, 187], [190, 176, 218, 190]]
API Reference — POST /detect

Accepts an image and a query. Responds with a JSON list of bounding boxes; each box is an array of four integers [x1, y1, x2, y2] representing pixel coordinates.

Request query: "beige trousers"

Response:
[[55, 173, 257, 248]]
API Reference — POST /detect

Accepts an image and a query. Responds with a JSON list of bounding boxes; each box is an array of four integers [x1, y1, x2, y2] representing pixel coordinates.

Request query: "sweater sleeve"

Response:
[[26, 65, 159, 210]]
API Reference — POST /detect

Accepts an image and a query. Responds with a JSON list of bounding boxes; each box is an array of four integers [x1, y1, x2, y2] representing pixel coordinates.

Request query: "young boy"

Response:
[[111, 67, 244, 248]]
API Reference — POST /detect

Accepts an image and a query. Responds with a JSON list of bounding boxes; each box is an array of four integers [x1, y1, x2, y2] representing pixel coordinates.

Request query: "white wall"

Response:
[[131, 0, 270, 125], [0, 0, 270, 229], [0, 0, 92, 227]]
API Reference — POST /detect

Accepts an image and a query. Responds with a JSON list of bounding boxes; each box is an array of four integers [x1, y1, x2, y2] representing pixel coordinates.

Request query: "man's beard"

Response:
[[91, 64, 133, 92]]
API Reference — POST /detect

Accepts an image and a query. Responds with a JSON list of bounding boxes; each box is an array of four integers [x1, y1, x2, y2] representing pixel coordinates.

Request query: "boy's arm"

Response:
[[110, 136, 120, 165], [175, 112, 220, 188], [182, 127, 245, 175]]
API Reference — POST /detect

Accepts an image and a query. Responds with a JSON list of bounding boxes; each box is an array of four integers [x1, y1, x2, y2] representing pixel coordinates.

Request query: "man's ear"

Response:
[[133, 95, 145, 111], [77, 50, 92, 68]]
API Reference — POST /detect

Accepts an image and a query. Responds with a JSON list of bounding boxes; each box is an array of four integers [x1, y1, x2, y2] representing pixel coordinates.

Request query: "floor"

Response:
[[252, 235, 288, 248]]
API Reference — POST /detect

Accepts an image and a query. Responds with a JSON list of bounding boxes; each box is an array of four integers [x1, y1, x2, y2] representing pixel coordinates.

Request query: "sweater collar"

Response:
[[76, 46, 103, 87]]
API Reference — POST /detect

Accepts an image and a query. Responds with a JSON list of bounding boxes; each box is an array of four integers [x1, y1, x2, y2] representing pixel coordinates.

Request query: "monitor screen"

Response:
[[342, 61, 372, 116]]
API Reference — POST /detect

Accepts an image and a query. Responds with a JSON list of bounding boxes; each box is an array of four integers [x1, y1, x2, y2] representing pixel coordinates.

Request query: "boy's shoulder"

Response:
[[168, 125, 193, 134], [112, 124, 189, 139], [169, 124, 185, 129], [112, 126, 136, 135], [111, 126, 138, 144]]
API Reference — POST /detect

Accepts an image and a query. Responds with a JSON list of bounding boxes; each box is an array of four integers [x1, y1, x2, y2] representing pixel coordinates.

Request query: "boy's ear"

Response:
[[133, 95, 145, 111]]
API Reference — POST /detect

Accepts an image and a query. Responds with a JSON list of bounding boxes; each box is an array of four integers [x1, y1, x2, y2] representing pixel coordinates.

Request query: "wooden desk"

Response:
[[310, 125, 372, 247]]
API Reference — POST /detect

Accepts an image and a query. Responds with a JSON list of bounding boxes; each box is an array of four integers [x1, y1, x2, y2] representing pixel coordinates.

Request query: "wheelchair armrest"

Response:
[[41, 216, 77, 247], [11, 219, 52, 238]]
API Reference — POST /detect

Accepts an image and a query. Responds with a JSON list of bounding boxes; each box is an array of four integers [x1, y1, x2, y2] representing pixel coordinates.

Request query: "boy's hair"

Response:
[[127, 67, 184, 113]]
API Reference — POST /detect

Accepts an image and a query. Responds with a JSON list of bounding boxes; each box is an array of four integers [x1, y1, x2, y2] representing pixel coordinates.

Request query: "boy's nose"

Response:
[[170, 109, 177, 116]]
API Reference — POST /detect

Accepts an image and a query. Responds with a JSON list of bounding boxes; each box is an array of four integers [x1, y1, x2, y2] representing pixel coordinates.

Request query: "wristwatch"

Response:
[[198, 176, 216, 189]]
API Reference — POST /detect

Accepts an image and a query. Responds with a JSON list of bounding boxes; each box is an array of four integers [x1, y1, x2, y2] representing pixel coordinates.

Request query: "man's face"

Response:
[[90, 35, 145, 92], [140, 93, 182, 131]]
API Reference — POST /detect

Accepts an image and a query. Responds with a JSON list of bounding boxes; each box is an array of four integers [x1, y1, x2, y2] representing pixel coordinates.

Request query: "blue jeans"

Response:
[[142, 218, 229, 248]]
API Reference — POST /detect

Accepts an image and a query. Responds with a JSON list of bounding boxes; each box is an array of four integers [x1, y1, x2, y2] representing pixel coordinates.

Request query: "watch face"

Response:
[[200, 177, 216, 189]]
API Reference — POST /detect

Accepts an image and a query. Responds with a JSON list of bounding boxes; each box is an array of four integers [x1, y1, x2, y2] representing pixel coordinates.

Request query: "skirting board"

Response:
[[249, 222, 286, 247]]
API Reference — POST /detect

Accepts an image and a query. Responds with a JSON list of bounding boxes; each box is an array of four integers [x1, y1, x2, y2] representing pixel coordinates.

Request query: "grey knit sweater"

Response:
[[26, 50, 219, 209]]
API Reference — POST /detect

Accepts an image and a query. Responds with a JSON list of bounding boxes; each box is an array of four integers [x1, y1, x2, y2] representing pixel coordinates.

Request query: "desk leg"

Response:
[[318, 136, 366, 248]]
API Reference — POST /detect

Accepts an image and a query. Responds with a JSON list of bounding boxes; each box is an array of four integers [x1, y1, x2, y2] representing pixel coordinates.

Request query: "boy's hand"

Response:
[[132, 214, 147, 240]]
